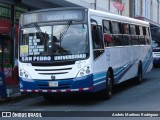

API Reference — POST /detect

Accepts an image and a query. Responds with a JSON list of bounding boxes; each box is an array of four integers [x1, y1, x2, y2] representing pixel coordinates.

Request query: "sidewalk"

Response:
[[0, 84, 29, 104]]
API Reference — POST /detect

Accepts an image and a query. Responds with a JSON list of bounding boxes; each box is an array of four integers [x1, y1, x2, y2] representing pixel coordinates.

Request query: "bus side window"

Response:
[[103, 20, 113, 47], [134, 25, 140, 45], [122, 23, 132, 45], [112, 21, 123, 46], [139, 26, 145, 45], [91, 25, 103, 49], [131, 25, 139, 45], [145, 27, 150, 45]]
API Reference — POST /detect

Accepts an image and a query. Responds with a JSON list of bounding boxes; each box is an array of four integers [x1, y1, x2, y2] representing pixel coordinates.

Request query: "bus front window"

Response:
[[20, 24, 89, 62]]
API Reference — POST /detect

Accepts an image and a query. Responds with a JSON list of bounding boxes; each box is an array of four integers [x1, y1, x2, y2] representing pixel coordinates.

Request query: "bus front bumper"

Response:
[[19, 75, 94, 93], [153, 58, 160, 64]]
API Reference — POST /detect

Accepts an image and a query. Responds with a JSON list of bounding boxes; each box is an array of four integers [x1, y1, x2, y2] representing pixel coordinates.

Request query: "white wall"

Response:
[[122, 0, 129, 17]]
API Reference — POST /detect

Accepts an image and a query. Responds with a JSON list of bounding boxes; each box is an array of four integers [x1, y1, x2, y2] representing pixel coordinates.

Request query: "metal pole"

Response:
[[11, 4, 15, 76]]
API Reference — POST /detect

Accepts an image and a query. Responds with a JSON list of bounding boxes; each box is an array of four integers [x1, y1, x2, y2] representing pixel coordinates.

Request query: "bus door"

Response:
[[91, 22, 106, 89]]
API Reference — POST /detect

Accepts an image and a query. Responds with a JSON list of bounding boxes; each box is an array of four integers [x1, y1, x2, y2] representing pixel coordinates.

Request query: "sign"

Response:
[[113, 1, 124, 12], [22, 9, 85, 25], [0, 19, 11, 35], [21, 56, 51, 62], [54, 54, 86, 61], [20, 45, 28, 57]]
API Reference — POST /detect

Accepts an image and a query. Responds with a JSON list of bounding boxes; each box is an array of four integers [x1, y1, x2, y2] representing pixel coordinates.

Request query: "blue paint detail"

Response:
[[93, 72, 106, 80], [93, 81, 106, 92], [20, 74, 93, 91], [114, 61, 132, 76], [93, 72, 106, 92], [142, 48, 153, 73], [94, 77, 106, 85], [114, 60, 136, 83]]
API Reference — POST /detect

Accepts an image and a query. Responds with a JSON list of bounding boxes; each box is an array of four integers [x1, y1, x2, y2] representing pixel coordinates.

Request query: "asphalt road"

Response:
[[0, 68, 160, 120]]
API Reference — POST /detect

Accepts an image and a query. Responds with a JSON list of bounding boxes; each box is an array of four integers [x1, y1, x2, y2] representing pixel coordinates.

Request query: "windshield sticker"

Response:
[[20, 45, 28, 57], [28, 35, 44, 55], [21, 56, 51, 62], [54, 54, 86, 61]]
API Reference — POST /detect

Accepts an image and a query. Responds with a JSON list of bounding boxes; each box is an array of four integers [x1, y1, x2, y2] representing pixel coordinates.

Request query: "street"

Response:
[[0, 68, 160, 119]]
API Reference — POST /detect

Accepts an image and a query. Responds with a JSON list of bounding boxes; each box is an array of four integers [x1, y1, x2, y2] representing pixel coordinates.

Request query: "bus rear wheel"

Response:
[[106, 71, 113, 99], [136, 63, 143, 84]]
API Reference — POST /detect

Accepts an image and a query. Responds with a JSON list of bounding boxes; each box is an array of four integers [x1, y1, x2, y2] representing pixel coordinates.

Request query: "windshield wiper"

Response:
[[59, 21, 72, 42], [33, 23, 46, 42]]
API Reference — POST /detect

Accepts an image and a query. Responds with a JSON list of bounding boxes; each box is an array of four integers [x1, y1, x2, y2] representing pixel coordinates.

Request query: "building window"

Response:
[[0, 3, 11, 19]]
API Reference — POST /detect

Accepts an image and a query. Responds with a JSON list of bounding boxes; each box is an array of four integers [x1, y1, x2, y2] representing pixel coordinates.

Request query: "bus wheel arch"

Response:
[[97, 67, 114, 100]]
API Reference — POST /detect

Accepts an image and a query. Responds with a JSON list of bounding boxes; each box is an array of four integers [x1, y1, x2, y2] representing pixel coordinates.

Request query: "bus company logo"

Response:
[[51, 75, 56, 80], [2, 112, 11, 117]]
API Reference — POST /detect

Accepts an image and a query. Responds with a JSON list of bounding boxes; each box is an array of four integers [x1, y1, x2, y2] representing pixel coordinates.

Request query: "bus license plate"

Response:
[[49, 81, 58, 87]]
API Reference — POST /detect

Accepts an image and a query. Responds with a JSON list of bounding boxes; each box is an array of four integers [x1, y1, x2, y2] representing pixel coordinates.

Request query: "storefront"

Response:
[[0, 2, 28, 85], [0, 0, 69, 86]]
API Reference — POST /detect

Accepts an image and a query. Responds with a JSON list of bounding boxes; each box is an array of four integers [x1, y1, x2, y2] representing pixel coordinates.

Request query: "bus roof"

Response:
[[88, 8, 149, 26]]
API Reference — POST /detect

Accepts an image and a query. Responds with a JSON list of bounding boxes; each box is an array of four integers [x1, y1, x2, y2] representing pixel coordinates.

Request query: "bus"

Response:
[[18, 7, 153, 100], [152, 39, 160, 67]]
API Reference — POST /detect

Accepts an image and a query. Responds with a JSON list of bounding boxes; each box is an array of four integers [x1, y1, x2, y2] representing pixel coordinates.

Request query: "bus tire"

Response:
[[99, 70, 113, 100], [136, 62, 143, 84]]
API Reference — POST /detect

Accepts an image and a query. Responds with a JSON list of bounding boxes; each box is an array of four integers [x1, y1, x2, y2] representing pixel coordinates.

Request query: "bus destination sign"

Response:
[[22, 9, 85, 25]]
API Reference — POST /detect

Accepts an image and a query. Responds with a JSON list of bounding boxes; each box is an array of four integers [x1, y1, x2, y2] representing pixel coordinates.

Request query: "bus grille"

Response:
[[34, 67, 72, 75]]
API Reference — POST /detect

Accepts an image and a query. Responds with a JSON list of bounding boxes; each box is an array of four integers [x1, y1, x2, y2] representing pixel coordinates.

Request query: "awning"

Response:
[[0, 19, 11, 35], [21, 0, 61, 9], [0, 27, 10, 35]]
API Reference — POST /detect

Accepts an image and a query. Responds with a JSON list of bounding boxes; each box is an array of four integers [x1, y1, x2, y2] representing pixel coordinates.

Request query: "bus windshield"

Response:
[[19, 23, 89, 62], [152, 39, 160, 52]]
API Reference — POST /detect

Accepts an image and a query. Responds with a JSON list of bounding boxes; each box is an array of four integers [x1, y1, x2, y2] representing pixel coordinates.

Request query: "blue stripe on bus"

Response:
[[142, 49, 152, 73], [93, 60, 136, 86], [114, 60, 136, 83], [113, 61, 132, 76], [93, 72, 106, 86]]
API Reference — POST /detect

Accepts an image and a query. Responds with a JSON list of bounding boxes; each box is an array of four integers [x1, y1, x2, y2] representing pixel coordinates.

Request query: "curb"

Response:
[[0, 93, 31, 104]]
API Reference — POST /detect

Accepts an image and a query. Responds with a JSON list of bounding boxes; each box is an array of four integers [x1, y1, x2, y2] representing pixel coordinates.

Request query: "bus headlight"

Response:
[[19, 68, 32, 79], [77, 66, 91, 77]]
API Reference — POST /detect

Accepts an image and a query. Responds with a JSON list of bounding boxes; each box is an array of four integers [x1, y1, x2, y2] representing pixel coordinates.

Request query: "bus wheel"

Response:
[[98, 70, 113, 100], [136, 63, 143, 84]]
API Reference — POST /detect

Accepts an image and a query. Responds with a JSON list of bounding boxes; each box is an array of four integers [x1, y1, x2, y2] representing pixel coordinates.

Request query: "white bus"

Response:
[[18, 7, 152, 100]]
